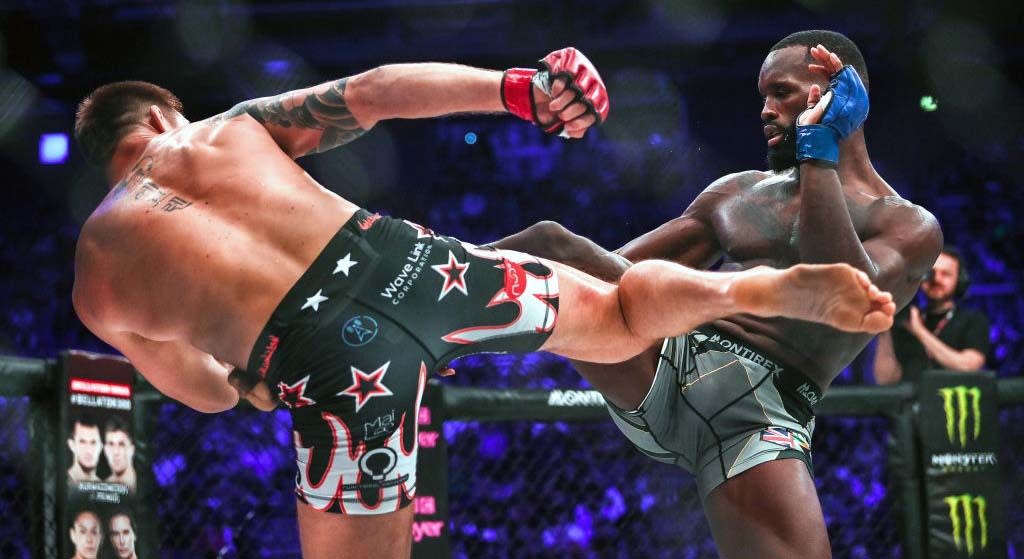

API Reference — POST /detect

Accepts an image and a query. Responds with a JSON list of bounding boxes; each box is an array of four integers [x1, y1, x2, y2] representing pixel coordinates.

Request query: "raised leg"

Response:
[[540, 259, 894, 364], [492, 222, 660, 409]]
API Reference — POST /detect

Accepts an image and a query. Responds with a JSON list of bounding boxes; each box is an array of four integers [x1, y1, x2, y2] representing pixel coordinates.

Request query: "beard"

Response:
[[924, 287, 955, 306], [765, 126, 798, 171]]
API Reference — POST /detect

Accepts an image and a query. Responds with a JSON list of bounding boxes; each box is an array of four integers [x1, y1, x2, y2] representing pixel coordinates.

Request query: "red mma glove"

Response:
[[501, 47, 609, 135]]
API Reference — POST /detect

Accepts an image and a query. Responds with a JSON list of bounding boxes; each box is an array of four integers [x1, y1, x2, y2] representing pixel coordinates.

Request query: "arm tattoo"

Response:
[[111, 156, 192, 213], [235, 78, 366, 155]]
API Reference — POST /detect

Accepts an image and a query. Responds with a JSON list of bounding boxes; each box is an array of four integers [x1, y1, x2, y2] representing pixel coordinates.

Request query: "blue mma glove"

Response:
[[796, 65, 869, 167]]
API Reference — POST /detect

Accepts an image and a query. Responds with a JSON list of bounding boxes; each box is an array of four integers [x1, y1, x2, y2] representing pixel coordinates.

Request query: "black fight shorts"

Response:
[[244, 210, 559, 514]]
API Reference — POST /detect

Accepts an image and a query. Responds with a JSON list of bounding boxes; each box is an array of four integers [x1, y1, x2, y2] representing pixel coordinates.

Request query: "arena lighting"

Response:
[[39, 132, 68, 165], [263, 59, 291, 76], [920, 95, 938, 112], [464, 131, 478, 144]]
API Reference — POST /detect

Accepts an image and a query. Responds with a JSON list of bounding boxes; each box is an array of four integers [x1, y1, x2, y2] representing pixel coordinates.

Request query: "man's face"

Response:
[[757, 46, 829, 171], [922, 252, 960, 303], [68, 423, 102, 471], [69, 512, 102, 559], [104, 430, 135, 475], [109, 514, 136, 559]]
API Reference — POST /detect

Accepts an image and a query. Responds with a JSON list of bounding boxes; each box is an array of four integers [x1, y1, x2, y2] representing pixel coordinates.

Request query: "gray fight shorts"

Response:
[[607, 326, 821, 500]]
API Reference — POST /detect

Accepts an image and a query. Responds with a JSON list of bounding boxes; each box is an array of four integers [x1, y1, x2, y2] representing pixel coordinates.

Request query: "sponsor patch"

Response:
[[759, 426, 810, 452], [502, 259, 527, 299], [358, 213, 382, 230], [342, 315, 379, 347], [258, 335, 280, 379]]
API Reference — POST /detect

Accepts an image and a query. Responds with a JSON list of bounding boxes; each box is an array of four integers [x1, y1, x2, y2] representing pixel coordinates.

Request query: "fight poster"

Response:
[[58, 351, 157, 559], [412, 381, 450, 558], [918, 370, 1006, 559]]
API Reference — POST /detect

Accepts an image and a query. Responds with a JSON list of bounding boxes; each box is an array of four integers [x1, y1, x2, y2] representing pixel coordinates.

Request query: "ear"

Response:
[[148, 105, 174, 133]]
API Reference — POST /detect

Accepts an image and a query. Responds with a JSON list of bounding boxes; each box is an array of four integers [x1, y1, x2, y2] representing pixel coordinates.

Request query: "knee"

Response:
[[616, 261, 665, 336], [619, 260, 666, 295]]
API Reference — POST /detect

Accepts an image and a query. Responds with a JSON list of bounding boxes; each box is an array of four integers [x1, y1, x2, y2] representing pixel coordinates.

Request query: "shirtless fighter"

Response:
[[72, 47, 894, 558], [492, 32, 942, 558]]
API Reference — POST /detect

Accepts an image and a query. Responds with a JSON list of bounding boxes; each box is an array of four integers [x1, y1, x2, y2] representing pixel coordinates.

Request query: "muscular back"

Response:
[[74, 115, 357, 366]]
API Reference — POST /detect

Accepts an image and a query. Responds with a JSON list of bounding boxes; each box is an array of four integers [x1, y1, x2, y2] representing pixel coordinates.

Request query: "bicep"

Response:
[[615, 177, 743, 268], [225, 77, 369, 158], [861, 239, 914, 294], [616, 214, 721, 269], [862, 211, 943, 306]]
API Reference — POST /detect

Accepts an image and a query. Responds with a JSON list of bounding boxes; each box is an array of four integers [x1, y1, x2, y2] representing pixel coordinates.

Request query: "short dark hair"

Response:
[[71, 508, 100, 527], [70, 413, 100, 434], [104, 415, 132, 438], [75, 81, 183, 167], [771, 30, 869, 90], [941, 245, 965, 271]]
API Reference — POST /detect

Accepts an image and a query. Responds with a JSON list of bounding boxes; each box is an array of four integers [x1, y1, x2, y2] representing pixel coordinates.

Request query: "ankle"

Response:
[[728, 268, 779, 316]]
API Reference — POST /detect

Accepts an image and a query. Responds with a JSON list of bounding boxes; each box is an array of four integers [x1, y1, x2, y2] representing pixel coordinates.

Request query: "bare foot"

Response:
[[732, 264, 896, 333]]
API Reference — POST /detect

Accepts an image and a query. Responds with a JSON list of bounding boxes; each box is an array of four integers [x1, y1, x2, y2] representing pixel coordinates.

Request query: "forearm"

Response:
[[913, 329, 983, 371], [490, 221, 631, 283], [347, 64, 505, 127], [873, 331, 903, 384], [167, 355, 240, 413], [797, 164, 876, 273]]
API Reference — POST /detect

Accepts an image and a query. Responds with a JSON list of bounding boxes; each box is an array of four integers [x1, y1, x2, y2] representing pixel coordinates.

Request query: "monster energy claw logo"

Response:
[[945, 494, 988, 556], [938, 386, 981, 447]]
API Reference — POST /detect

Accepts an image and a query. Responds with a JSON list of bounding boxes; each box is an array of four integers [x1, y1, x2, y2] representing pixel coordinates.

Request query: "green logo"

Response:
[[945, 494, 988, 556], [938, 386, 981, 447]]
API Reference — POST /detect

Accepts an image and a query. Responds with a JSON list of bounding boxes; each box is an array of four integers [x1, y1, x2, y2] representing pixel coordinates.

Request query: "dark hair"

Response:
[[770, 30, 869, 90], [75, 81, 183, 167], [71, 508, 100, 526], [941, 245, 971, 297], [70, 413, 100, 433], [941, 245, 964, 265], [104, 415, 132, 438]]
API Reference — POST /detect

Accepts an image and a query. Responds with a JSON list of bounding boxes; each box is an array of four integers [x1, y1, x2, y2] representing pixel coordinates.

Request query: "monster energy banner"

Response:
[[58, 351, 157, 559], [918, 370, 1005, 558]]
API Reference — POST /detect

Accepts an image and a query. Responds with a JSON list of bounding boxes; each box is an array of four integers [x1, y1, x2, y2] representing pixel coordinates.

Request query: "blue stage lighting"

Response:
[[464, 131, 477, 145], [39, 133, 68, 165], [263, 59, 291, 75]]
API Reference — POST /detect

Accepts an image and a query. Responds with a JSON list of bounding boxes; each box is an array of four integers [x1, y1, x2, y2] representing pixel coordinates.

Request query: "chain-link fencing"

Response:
[[142, 402, 907, 558], [0, 397, 34, 559], [2, 380, 1022, 558]]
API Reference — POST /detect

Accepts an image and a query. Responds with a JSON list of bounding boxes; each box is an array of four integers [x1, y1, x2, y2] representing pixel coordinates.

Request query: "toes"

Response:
[[863, 311, 894, 333], [853, 269, 872, 290], [869, 286, 893, 304]]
